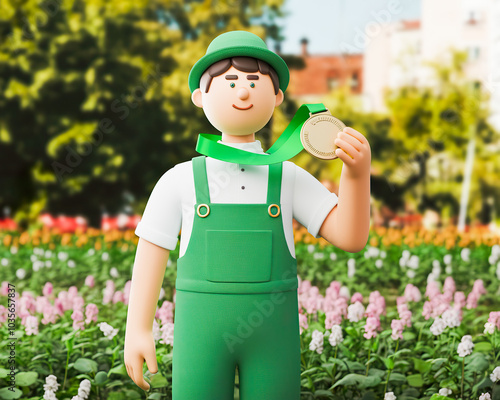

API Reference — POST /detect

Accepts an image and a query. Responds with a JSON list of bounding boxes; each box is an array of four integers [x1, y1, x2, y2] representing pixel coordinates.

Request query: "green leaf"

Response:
[[108, 364, 128, 377], [147, 394, 164, 400], [384, 357, 394, 370], [407, 374, 423, 387], [465, 353, 489, 373], [150, 373, 168, 389], [0, 369, 8, 379], [313, 389, 334, 398], [412, 357, 431, 374], [345, 326, 359, 338], [474, 342, 492, 353], [0, 387, 22, 399], [429, 395, 454, 400], [15, 371, 38, 387], [73, 358, 98, 373], [332, 373, 380, 389], [389, 372, 406, 384], [95, 371, 108, 385]]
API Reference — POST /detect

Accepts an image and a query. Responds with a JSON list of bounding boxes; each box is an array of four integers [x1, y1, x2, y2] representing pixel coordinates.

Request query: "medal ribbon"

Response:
[[195, 103, 327, 165]]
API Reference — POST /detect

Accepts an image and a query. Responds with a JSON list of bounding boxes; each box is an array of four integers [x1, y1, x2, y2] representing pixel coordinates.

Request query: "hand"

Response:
[[124, 329, 158, 391], [334, 127, 371, 179]]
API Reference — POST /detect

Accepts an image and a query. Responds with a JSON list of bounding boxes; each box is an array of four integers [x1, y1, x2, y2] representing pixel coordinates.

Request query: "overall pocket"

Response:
[[205, 230, 272, 283]]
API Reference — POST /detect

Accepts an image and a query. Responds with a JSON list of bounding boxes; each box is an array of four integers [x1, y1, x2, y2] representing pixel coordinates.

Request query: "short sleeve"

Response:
[[135, 165, 182, 250], [292, 164, 338, 238]]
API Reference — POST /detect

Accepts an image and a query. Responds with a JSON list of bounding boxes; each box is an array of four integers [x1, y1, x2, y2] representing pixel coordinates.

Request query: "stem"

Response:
[[331, 345, 338, 389], [383, 339, 399, 394], [461, 357, 465, 400], [62, 346, 70, 390], [366, 347, 371, 376], [417, 321, 425, 343]]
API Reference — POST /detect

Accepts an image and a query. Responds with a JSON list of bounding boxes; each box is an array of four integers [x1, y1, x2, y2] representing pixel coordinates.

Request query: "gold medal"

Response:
[[300, 109, 345, 160]]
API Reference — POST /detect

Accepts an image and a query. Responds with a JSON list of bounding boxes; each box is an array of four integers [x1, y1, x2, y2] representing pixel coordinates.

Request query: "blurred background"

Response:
[[1, 0, 499, 233]]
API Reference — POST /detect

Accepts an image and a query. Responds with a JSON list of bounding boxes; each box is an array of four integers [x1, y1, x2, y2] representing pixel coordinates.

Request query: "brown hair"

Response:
[[200, 57, 280, 95]]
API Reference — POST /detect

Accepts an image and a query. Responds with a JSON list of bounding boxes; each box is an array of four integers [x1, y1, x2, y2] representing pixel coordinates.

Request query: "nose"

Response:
[[237, 87, 249, 100]]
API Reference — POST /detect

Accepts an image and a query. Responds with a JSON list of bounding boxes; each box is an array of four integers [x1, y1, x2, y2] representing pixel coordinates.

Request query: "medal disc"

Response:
[[300, 112, 345, 160]]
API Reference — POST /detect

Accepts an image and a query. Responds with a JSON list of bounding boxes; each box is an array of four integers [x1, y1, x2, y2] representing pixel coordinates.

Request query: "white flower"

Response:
[[98, 322, 119, 339], [329, 252, 337, 261], [493, 244, 500, 257], [479, 393, 491, 400], [375, 259, 383, 269], [45, 260, 52, 268], [432, 260, 441, 270], [167, 258, 173, 267], [58, 252, 68, 261], [10, 246, 18, 254], [45, 250, 52, 258], [67, 260, 76, 268], [152, 319, 162, 341], [339, 286, 350, 299], [489, 255, 497, 265], [110, 267, 119, 278], [16, 268, 26, 279], [158, 287, 165, 300], [43, 391, 57, 400], [460, 248, 470, 262], [430, 317, 446, 336], [33, 260, 44, 271], [34, 247, 44, 256], [347, 259, 356, 278], [1, 258, 8, 266], [457, 335, 474, 357], [406, 270, 416, 279], [402, 250, 410, 260], [87, 249, 95, 256], [445, 266, 453, 275], [427, 272, 438, 284], [496, 262, 500, 280], [442, 308, 461, 328], [399, 258, 407, 268], [380, 250, 387, 259], [307, 244, 315, 254], [408, 255, 419, 269], [102, 252, 109, 261], [484, 322, 495, 335], [309, 330, 324, 354], [347, 302, 365, 323], [443, 254, 452, 265], [385, 392, 397, 400], [78, 379, 91, 399], [328, 325, 344, 347], [439, 388, 452, 396], [313, 252, 324, 260], [30, 254, 38, 262], [490, 366, 500, 382], [43, 375, 60, 393]]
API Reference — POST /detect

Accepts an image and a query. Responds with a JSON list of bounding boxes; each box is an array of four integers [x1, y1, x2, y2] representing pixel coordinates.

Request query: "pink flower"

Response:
[[351, 292, 363, 304], [72, 296, 84, 312], [112, 291, 125, 304], [400, 309, 412, 328], [71, 309, 85, 331], [85, 304, 99, 324], [68, 286, 78, 298], [396, 296, 407, 307], [299, 313, 308, 334], [472, 280, 487, 295], [425, 281, 441, 300], [0, 305, 7, 324], [334, 297, 348, 317], [85, 275, 95, 288], [391, 319, 404, 340], [57, 291, 73, 311], [160, 322, 174, 346], [325, 310, 343, 329], [422, 301, 433, 320], [298, 280, 312, 295], [41, 304, 58, 325], [42, 282, 53, 297], [25, 315, 39, 335], [363, 316, 380, 339], [443, 277, 456, 295], [123, 281, 131, 305], [454, 291, 466, 309], [466, 292, 479, 309], [0, 281, 8, 296], [35, 296, 51, 314], [103, 280, 115, 305], [325, 281, 341, 299], [487, 311, 500, 330], [404, 284, 421, 302], [156, 301, 174, 325]]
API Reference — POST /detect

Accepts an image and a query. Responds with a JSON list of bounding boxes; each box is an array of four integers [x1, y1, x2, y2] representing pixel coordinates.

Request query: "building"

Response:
[[363, 0, 500, 130], [286, 39, 363, 102]]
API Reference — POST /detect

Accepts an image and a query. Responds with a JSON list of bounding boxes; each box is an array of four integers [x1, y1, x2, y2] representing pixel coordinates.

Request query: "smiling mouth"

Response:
[[232, 104, 253, 110]]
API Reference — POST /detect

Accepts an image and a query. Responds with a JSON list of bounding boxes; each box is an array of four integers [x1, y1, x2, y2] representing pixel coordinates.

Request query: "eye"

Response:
[[250, 82, 255, 88], [230, 82, 235, 88]]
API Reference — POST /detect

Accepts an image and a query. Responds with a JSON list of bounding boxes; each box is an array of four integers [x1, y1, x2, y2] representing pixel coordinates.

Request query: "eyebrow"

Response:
[[225, 75, 238, 80], [247, 75, 259, 80]]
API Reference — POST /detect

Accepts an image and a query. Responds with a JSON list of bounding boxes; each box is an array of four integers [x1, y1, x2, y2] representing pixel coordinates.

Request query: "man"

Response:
[[124, 30, 371, 399]]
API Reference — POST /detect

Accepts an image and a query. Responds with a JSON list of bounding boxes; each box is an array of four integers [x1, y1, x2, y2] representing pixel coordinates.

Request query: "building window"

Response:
[[328, 78, 339, 90], [467, 46, 481, 61], [465, 10, 480, 24], [350, 72, 359, 89]]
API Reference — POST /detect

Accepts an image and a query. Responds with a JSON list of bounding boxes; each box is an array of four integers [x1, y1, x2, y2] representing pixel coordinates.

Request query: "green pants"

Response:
[[172, 289, 300, 399]]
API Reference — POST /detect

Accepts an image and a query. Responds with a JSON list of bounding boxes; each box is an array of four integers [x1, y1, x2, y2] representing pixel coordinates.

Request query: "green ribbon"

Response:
[[195, 103, 327, 165]]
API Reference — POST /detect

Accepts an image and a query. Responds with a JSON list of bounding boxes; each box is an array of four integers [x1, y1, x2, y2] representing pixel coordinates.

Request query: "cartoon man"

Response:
[[124, 30, 371, 399]]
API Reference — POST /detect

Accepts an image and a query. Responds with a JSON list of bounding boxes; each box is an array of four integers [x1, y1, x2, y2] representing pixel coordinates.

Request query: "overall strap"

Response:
[[192, 156, 210, 204], [267, 162, 282, 204]]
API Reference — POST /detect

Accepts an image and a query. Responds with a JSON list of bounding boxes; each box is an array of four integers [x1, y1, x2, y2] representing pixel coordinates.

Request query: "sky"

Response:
[[272, 0, 421, 55]]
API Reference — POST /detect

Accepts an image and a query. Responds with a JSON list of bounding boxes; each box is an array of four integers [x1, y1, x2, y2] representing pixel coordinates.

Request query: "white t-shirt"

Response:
[[135, 140, 338, 258]]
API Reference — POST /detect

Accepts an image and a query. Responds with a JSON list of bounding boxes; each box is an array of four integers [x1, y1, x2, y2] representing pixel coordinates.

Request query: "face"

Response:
[[192, 65, 284, 136]]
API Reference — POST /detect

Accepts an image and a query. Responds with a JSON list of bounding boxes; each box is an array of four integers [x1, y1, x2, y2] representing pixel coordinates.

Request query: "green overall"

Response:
[[172, 156, 300, 400]]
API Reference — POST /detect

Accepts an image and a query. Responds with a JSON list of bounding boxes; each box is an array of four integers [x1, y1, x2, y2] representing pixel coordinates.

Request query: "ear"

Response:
[[275, 89, 284, 107], [191, 88, 203, 108]]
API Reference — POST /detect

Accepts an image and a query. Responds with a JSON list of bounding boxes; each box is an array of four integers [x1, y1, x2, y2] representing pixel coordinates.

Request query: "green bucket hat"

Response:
[[188, 30, 290, 94]]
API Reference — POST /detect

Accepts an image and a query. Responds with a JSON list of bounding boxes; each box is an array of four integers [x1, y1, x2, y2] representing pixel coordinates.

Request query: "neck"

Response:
[[221, 132, 256, 143]]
